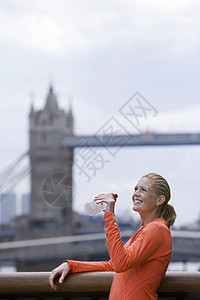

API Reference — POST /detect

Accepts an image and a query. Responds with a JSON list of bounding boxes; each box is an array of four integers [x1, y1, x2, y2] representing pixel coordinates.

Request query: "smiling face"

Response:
[[132, 177, 161, 216]]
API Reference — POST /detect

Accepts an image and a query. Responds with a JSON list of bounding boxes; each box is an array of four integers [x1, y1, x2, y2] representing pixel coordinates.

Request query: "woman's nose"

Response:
[[134, 190, 139, 196], [132, 191, 138, 199]]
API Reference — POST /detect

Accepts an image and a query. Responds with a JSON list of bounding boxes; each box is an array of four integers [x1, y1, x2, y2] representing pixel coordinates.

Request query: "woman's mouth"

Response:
[[133, 199, 143, 204]]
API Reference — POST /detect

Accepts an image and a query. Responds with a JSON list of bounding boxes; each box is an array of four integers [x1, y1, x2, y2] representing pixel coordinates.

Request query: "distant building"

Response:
[[21, 194, 30, 215], [0, 193, 16, 225]]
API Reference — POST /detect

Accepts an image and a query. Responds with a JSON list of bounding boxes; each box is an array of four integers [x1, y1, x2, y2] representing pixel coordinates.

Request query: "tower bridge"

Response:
[[0, 84, 200, 271]]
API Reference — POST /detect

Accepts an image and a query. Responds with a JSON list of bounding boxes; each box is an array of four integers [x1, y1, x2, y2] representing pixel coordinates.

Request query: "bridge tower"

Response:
[[28, 84, 74, 238]]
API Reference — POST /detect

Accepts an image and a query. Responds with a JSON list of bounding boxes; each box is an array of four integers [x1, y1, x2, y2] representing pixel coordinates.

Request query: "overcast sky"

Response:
[[1, 0, 200, 226]]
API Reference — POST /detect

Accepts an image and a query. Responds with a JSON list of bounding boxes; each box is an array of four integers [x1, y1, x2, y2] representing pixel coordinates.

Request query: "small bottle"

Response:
[[84, 193, 118, 216]]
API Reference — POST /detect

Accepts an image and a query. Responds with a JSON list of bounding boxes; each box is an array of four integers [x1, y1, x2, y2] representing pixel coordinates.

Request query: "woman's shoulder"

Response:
[[144, 218, 171, 235], [140, 219, 172, 249]]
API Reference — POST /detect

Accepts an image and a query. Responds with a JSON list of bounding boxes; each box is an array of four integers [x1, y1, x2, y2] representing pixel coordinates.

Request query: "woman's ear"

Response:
[[157, 195, 166, 206]]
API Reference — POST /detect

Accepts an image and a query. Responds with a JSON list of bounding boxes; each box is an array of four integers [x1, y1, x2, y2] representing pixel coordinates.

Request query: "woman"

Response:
[[49, 173, 176, 299]]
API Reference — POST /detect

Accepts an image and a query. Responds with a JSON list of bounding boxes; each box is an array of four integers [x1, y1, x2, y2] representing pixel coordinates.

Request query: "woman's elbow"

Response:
[[113, 264, 128, 273]]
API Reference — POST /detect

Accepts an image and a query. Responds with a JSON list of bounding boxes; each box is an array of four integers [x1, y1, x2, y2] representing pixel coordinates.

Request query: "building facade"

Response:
[[21, 194, 30, 216], [0, 193, 16, 225]]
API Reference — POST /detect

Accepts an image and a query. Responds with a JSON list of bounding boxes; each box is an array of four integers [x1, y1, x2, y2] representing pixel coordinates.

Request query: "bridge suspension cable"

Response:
[[0, 152, 29, 183], [0, 151, 30, 198]]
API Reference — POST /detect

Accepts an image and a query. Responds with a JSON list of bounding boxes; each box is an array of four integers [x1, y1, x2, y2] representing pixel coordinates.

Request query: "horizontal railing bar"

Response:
[[0, 271, 200, 296], [172, 230, 200, 239], [0, 231, 132, 250], [0, 230, 199, 250]]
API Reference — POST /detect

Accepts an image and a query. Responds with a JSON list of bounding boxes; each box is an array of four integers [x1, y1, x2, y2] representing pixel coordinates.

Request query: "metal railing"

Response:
[[0, 271, 200, 299]]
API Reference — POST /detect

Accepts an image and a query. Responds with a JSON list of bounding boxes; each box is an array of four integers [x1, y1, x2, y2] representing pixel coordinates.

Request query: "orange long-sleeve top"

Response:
[[67, 212, 172, 299]]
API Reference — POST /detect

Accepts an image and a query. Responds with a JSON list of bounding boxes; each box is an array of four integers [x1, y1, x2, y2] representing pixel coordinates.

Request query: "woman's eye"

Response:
[[142, 188, 147, 192]]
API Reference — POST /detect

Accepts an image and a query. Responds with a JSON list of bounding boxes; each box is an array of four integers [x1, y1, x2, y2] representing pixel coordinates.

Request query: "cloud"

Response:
[[0, 0, 200, 55], [72, 92, 200, 135], [113, 0, 200, 53], [0, 0, 118, 55], [140, 104, 200, 133]]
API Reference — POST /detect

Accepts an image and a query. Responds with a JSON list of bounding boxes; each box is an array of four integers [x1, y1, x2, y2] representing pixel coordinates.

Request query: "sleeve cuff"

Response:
[[64, 260, 72, 272]]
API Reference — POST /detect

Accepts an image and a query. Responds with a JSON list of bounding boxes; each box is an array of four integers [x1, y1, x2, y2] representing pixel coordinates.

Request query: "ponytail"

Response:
[[161, 203, 176, 228]]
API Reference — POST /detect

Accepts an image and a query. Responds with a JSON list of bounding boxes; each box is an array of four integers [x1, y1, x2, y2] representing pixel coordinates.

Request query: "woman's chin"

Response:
[[132, 205, 140, 212]]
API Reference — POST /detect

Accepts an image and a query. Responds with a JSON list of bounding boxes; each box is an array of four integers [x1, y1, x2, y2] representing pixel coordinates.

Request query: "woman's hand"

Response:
[[94, 193, 116, 214], [49, 262, 70, 290]]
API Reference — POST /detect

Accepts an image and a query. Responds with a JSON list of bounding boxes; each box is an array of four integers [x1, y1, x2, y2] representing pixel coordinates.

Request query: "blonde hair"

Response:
[[142, 173, 176, 227]]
